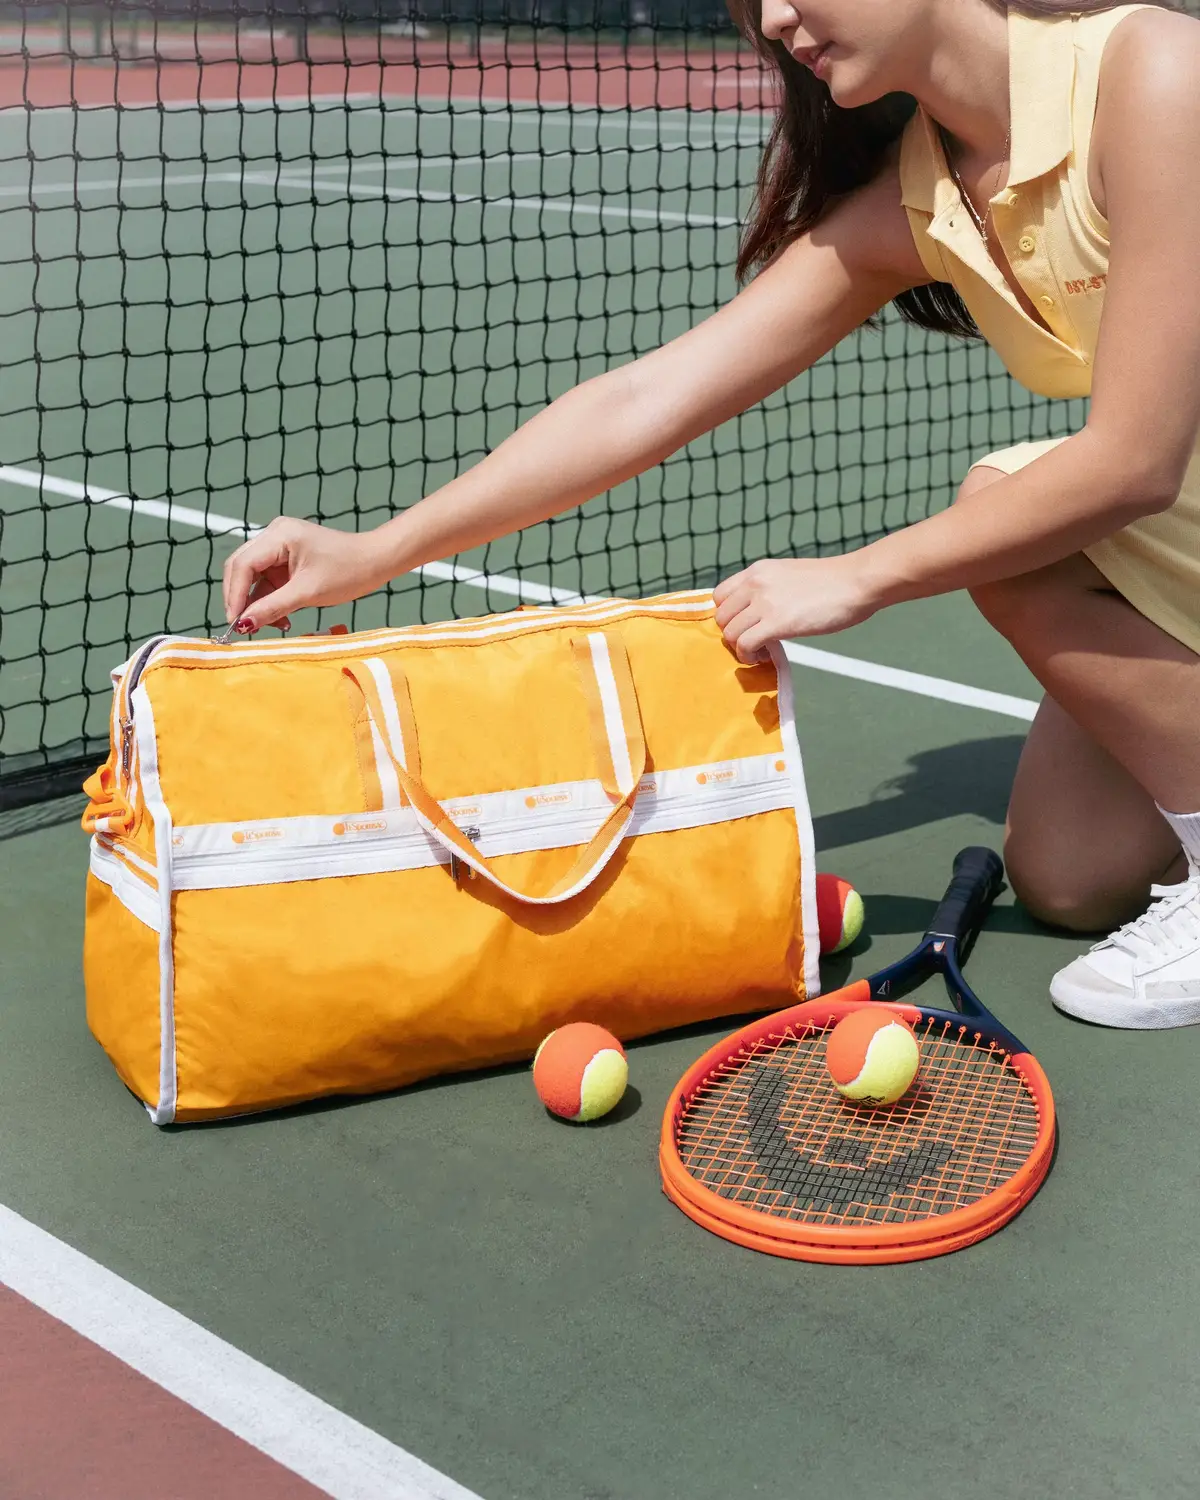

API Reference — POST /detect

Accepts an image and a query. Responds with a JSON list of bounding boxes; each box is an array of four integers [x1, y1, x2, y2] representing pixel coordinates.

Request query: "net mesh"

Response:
[[1, 1, 1196, 809]]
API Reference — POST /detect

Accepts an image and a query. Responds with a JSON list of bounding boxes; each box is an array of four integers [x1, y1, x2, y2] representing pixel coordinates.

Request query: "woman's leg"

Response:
[[1004, 694, 1184, 932], [960, 468, 1200, 812], [955, 464, 1200, 1026]]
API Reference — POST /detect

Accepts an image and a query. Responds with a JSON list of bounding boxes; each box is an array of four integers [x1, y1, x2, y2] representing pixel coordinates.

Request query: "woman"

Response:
[[223, 1, 1200, 1030]]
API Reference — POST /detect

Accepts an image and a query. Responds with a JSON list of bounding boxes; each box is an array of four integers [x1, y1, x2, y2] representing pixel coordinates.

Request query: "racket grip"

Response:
[[925, 847, 1005, 954]]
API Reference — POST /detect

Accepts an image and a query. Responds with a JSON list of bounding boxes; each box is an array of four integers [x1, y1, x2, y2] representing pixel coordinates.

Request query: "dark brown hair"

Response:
[[731, 0, 1182, 337]]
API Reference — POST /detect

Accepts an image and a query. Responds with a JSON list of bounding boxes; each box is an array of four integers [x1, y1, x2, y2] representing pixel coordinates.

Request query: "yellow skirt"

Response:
[[971, 438, 1200, 658]]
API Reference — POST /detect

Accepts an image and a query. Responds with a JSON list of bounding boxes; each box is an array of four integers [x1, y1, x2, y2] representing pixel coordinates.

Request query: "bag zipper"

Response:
[[116, 635, 174, 790], [450, 827, 481, 884], [170, 780, 790, 887]]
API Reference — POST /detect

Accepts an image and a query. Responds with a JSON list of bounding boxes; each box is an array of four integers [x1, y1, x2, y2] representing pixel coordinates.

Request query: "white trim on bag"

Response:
[[131, 683, 179, 1127], [586, 633, 635, 796], [363, 657, 411, 769], [103, 838, 158, 883], [116, 635, 174, 802], [358, 635, 649, 908], [358, 658, 406, 810], [142, 593, 715, 675], [154, 756, 797, 892], [770, 641, 822, 1001], [89, 839, 162, 931], [368, 716, 404, 811]]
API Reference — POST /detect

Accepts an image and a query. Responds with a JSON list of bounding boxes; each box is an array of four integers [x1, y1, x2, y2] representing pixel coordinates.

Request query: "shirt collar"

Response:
[[900, 9, 1075, 214], [1005, 9, 1075, 188]]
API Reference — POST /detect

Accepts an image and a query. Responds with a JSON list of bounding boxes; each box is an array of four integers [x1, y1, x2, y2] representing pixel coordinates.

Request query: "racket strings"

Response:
[[673, 1015, 1043, 1226]]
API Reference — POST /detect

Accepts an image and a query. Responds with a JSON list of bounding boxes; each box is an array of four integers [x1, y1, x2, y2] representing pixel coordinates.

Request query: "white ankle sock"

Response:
[[1156, 805, 1200, 875]]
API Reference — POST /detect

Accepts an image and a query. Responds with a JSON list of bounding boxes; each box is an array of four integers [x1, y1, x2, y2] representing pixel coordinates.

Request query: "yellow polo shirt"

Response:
[[899, 3, 1200, 655]]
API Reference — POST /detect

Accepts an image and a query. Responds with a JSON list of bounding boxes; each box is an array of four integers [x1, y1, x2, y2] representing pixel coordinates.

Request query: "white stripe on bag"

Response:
[[363, 657, 411, 769], [367, 713, 403, 811], [586, 633, 635, 797]]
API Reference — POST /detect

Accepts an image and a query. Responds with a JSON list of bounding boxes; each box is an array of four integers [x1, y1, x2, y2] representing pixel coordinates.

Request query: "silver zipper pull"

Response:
[[450, 826, 481, 883], [120, 717, 134, 780]]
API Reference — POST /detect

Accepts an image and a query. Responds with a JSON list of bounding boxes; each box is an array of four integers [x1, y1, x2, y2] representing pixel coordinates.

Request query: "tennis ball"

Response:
[[533, 1022, 628, 1123], [816, 873, 865, 954], [826, 1008, 920, 1106]]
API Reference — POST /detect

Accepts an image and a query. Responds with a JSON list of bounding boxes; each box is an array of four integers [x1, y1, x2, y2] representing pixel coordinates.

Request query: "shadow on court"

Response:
[[813, 733, 1023, 849]]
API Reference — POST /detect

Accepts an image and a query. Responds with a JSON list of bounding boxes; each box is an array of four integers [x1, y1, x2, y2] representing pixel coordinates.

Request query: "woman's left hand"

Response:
[[713, 555, 884, 663]]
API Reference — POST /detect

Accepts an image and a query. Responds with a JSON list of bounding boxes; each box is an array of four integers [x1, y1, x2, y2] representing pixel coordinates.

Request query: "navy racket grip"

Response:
[[862, 847, 1009, 1032], [926, 847, 1005, 960]]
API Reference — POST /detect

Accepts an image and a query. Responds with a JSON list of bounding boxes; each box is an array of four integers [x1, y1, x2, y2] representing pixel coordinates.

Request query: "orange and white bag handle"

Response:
[[342, 632, 647, 907]]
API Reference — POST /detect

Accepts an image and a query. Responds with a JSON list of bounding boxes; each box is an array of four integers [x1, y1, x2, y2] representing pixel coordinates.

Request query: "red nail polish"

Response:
[[234, 619, 253, 635]]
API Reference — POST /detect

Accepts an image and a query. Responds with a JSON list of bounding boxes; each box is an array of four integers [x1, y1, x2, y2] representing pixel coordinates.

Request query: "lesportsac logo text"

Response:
[[332, 818, 389, 836], [696, 766, 738, 786], [524, 792, 572, 809]]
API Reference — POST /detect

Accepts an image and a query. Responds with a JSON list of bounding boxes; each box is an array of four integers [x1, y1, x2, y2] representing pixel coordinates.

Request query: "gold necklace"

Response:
[[938, 123, 1012, 241]]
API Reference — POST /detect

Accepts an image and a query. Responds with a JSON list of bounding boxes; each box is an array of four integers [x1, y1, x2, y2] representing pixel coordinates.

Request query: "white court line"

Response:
[[263, 168, 738, 227], [0, 466, 583, 604], [1, 138, 742, 203], [0, 464, 1040, 721], [297, 135, 734, 169], [0, 135, 731, 202], [0, 95, 769, 139], [0, 1204, 483, 1500], [0, 172, 242, 201], [784, 642, 1037, 721], [0, 165, 739, 229]]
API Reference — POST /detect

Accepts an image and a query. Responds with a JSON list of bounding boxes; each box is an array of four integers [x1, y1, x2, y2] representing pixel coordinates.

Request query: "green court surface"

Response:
[[3, 588, 1199, 1500]]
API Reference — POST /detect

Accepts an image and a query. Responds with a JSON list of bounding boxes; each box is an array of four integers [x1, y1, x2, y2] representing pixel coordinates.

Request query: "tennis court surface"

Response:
[[2, 6, 1198, 1498]]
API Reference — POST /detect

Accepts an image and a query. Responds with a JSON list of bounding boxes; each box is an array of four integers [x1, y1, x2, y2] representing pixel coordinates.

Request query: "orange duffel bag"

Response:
[[81, 590, 820, 1123]]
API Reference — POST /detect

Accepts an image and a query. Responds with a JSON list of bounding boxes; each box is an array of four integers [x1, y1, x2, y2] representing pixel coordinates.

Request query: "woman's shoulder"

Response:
[[1088, 2, 1200, 68], [1092, 6, 1200, 142], [1089, 5, 1200, 220]]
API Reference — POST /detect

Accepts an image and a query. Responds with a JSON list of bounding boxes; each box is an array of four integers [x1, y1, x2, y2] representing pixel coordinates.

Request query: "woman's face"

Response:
[[759, 0, 932, 107]]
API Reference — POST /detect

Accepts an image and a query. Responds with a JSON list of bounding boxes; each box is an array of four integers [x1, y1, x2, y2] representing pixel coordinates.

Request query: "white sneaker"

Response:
[[1050, 875, 1200, 1029]]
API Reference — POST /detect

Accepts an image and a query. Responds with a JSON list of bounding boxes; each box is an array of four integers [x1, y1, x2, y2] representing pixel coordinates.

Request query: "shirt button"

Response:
[[1040, 295, 1055, 309], [1019, 235, 1036, 254]]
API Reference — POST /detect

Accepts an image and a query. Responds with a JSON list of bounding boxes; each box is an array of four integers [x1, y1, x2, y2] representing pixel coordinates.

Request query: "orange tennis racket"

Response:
[[659, 848, 1056, 1264]]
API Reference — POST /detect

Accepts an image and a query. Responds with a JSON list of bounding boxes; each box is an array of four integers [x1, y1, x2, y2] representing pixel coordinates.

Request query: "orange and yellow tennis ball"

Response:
[[826, 1008, 920, 1106], [816, 873, 865, 954], [533, 1022, 628, 1122]]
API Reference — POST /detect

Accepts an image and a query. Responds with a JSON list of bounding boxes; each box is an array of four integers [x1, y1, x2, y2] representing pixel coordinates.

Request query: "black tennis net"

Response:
[[3, 0, 1163, 809]]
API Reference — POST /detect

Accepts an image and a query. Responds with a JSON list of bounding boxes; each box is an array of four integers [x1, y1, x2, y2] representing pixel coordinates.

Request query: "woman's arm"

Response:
[[716, 9, 1200, 661], [223, 160, 925, 630]]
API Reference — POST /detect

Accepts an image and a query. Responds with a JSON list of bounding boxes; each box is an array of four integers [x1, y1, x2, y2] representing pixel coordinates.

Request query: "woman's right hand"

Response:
[[222, 516, 394, 633]]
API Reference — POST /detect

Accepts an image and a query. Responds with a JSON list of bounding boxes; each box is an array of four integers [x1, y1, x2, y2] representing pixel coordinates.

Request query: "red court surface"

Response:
[[0, 36, 775, 113], [0, 1287, 330, 1498]]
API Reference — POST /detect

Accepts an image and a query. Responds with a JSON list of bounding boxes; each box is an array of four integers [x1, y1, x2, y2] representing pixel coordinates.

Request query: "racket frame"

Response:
[[659, 849, 1057, 1263]]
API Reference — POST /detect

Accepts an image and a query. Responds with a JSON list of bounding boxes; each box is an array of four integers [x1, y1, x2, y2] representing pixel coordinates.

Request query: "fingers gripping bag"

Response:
[[81, 591, 821, 1123]]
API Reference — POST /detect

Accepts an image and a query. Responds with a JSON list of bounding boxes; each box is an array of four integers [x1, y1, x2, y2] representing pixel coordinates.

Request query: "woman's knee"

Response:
[[1003, 829, 1148, 933]]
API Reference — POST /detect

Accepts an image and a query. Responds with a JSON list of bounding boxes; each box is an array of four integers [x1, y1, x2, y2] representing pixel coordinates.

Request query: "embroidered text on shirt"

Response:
[[1064, 274, 1107, 295]]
